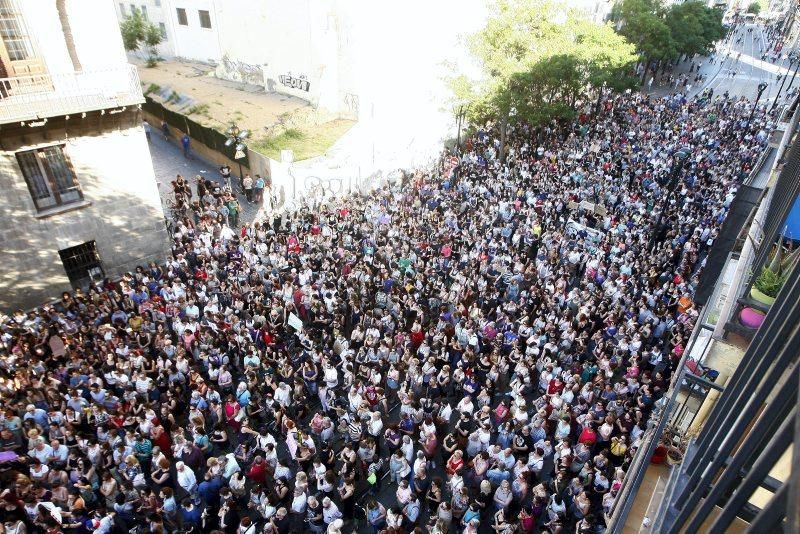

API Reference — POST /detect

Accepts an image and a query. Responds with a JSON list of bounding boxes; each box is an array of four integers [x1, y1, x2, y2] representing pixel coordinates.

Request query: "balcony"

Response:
[[0, 65, 143, 124]]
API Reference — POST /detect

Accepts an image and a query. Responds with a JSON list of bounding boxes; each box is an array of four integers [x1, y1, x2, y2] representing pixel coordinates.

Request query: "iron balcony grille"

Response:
[[0, 64, 144, 123]]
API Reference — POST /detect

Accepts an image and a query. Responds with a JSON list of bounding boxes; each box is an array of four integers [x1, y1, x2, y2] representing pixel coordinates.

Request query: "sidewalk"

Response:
[[646, 22, 790, 102], [145, 132, 264, 224]]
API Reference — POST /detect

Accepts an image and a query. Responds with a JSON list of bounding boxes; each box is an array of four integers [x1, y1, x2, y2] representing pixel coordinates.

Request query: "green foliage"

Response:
[[747, 2, 761, 14], [615, 0, 725, 63], [119, 8, 146, 52], [615, 0, 677, 62], [451, 0, 638, 159], [251, 122, 354, 161], [144, 83, 161, 96], [118, 7, 163, 65], [187, 103, 210, 116], [754, 266, 785, 298], [666, 2, 726, 57]]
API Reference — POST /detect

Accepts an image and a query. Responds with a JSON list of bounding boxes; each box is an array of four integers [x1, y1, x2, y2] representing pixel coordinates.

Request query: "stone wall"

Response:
[[0, 109, 170, 312]]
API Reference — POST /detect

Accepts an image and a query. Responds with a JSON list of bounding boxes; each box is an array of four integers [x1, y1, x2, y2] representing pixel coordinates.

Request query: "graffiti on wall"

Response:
[[218, 55, 264, 87], [278, 72, 311, 92], [343, 92, 360, 118]]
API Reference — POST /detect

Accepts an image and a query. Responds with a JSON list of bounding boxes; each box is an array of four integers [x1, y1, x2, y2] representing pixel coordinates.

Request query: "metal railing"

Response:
[[0, 65, 143, 123]]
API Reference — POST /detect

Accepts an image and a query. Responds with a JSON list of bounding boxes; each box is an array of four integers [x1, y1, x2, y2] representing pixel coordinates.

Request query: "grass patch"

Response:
[[252, 120, 355, 161], [187, 103, 210, 116], [144, 83, 161, 96]]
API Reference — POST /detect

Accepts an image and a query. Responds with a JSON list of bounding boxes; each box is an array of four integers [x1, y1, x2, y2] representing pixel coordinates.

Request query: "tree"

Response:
[[56, 0, 81, 71], [747, 2, 761, 14], [666, 2, 726, 58], [119, 7, 163, 67], [614, 0, 677, 82], [451, 0, 637, 160]]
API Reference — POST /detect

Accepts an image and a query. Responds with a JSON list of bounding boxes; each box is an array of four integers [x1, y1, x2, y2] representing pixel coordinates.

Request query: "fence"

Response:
[[141, 96, 249, 169]]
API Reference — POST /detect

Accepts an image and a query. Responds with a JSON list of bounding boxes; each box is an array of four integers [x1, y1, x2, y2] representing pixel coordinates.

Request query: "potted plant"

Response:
[[666, 446, 684, 466], [750, 267, 783, 305], [749, 244, 800, 307]]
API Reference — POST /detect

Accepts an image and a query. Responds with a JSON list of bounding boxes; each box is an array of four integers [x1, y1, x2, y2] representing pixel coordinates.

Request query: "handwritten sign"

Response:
[[279, 74, 311, 92], [288, 312, 303, 331]]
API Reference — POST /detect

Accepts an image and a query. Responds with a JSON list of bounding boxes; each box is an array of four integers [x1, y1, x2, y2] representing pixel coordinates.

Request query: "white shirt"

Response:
[[322, 503, 342, 524], [176, 467, 197, 491]]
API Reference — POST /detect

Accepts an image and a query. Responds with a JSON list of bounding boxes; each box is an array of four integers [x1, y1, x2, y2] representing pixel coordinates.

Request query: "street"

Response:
[[146, 132, 264, 224], [649, 22, 798, 104]]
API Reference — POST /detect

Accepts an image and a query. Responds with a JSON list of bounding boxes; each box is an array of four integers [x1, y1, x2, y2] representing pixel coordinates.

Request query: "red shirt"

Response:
[[547, 379, 565, 395]]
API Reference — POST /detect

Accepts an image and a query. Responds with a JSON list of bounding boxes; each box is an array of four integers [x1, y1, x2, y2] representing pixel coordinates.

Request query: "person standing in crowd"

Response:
[[181, 133, 191, 159], [253, 174, 265, 205]]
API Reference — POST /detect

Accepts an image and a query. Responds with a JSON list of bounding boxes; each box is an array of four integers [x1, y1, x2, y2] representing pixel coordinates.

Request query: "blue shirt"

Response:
[[199, 476, 223, 505]]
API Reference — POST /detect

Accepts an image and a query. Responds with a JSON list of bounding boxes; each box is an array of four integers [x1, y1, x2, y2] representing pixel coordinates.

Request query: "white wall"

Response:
[[20, 0, 128, 74], [214, 0, 338, 111], [168, 0, 221, 62]]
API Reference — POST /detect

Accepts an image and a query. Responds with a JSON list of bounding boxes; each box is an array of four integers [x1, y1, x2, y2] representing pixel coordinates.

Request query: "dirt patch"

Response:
[[134, 58, 309, 141]]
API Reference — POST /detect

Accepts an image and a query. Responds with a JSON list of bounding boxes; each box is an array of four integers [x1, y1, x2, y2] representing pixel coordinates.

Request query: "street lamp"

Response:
[[771, 52, 798, 111], [224, 123, 250, 191], [649, 149, 690, 251], [747, 82, 768, 127]]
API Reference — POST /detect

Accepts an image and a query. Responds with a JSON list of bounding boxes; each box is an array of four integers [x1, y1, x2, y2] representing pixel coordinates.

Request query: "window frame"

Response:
[[0, 0, 35, 62], [16, 144, 84, 212], [198, 9, 211, 29], [140, 5, 148, 20], [176, 7, 187, 26], [159, 22, 167, 39]]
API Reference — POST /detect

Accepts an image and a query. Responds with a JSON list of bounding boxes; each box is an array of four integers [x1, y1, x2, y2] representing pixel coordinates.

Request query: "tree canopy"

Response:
[[119, 7, 163, 67], [450, 0, 638, 159], [615, 0, 725, 67]]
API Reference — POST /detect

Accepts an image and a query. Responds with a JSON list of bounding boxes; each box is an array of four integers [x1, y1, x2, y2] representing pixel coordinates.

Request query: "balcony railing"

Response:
[[0, 64, 143, 124]]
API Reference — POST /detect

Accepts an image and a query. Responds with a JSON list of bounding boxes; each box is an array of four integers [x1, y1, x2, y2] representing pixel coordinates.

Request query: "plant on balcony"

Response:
[[752, 267, 784, 304], [750, 244, 800, 306]]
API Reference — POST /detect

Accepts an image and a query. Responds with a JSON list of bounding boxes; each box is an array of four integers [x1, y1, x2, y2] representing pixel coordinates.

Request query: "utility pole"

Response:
[[747, 82, 768, 127], [772, 52, 799, 111]]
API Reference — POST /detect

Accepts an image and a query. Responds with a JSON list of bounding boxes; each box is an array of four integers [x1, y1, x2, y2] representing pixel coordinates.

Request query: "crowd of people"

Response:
[[0, 87, 771, 534]]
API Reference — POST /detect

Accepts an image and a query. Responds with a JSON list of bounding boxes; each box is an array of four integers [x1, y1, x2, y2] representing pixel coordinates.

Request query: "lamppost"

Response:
[[224, 123, 250, 190], [650, 149, 690, 251], [771, 52, 798, 111], [747, 82, 768, 127]]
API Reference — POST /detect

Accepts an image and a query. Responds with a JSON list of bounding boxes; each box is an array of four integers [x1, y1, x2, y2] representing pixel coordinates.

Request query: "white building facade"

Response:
[[0, 0, 169, 311]]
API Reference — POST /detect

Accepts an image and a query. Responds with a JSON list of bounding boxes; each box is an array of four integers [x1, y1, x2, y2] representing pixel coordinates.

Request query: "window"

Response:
[[59, 241, 104, 288], [140, 5, 147, 19], [119, 2, 125, 15], [154, 0, 161, 6], [176, 7, 187, 25], [0, 0, 34, 61], [17, 145, 83, 211], [129, 3, 135, 15], [198, 9, 211, 29], [159, 22, 167, 39]]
